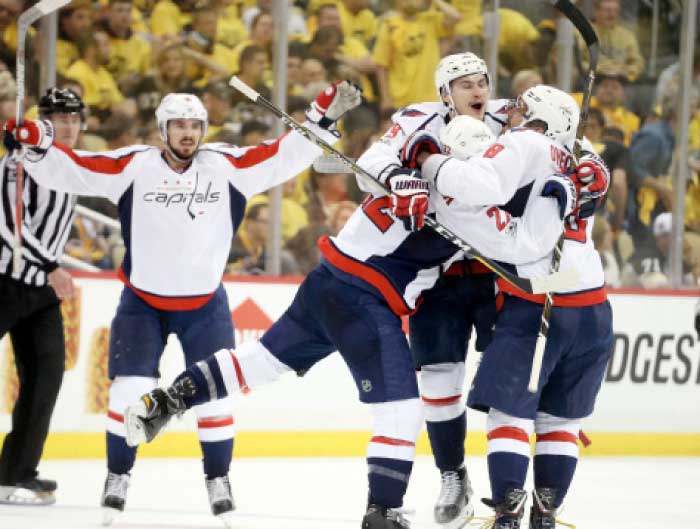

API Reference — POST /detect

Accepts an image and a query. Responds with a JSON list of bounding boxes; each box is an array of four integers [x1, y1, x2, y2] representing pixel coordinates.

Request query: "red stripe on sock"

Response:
[[107, 410, 124, 423], [370, 436, 415, 447], [421, 395, 461, 406], [536, 431, 578, 444], [228, 349, 250, 394], [197, 415, 235, 429], [487, 426, 530, 443]]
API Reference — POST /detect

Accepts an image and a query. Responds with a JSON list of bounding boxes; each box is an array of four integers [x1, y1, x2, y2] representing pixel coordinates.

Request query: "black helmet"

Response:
[[38, 87, 85, 120]]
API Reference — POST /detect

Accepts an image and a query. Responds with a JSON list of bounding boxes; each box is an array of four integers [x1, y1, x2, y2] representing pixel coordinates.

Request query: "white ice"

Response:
[[0, 456, 697, 529]]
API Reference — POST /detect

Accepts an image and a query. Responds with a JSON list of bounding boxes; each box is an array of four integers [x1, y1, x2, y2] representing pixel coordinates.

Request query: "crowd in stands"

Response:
[[0, 0, 698, 288]]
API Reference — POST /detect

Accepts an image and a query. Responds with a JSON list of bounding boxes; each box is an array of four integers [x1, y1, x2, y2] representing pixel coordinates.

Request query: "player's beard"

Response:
[[168, 139, 198, 161]]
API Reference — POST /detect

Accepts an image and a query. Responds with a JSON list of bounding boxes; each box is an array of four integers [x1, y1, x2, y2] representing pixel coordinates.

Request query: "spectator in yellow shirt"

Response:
[[57, 0, 93, 74], [450, 0, 481, 52], [592, 70, 640, 146], [0, 0, 23, 70], [65, 31, 127, 121], [150, 0, 194, 38], [578, 0, 644, 81], [230, 12, 274, 79], [315, 3, 375, 100], [101, 0, 152, 93], [337, 0, 377, 47], [373, 0, 461, 111], [230, 45, 270, 108], [215, 0, 248, 49], [183, 5, 239, 87], [202, 81, 237, 143], [497, 8, 540, 74]]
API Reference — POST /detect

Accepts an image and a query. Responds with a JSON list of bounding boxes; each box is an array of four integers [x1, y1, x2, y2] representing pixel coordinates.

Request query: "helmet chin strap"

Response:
[[441, 85, 459, 119]]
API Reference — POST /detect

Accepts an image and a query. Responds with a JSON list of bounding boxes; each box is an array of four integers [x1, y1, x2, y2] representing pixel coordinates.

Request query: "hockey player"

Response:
[[3, 81, 361, 526], [415, 86, 612, 529], [118, 106, 585, 529], [353, 52, 509, 529]]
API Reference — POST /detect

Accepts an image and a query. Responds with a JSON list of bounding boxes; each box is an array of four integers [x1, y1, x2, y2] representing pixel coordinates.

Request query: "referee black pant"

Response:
[[0, 274, 65, 486]]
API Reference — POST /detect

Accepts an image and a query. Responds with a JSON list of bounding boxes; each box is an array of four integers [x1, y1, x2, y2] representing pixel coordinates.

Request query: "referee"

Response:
[[0, 88, 84, 505]]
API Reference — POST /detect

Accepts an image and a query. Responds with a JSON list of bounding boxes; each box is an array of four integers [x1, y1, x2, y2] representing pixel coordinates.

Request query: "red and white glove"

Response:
[[400, 130, 442, 169], [572, 152, 610, 218], [387, 168, 429, 232], [3, 118, 54, 153], [306, 80, 362, 130]]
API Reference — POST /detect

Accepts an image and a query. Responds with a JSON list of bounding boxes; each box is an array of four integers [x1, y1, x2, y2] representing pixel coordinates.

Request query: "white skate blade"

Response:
[[217, 511, 235, 528], [0, 485, 55, 505], [124, 402, 148, 447], [102, 506, 122, 526]]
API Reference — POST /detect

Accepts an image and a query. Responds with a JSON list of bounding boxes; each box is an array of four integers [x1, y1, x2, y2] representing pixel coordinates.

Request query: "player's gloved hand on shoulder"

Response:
[[387, 167, 429, 232], [306, 80, 362, 130], [401, 130, 442, 169], [572, 152, 610, 219], [123, 376, 196, 447], [541, 173, 577, 220], [3, 118, 54, 153]]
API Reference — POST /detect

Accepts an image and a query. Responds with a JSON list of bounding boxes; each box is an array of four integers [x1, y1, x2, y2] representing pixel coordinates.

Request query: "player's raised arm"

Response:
[[211, 81, 361, 198], [3, 118, 142, 201]]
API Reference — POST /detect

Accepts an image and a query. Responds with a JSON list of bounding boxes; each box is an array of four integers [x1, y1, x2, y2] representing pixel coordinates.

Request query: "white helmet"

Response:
[[435, 53, 489, 97], [155, 93, 209, 144], [518, 85, 580, 146], [440, 115, 496, 159]]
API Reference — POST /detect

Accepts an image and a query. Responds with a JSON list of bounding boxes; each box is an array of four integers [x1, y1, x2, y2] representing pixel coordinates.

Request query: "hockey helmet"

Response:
[[440, 115, 495, 159], [155, 92, 208, 144], [435, 53, 489, 97], [516, 85, 580, 146], [38, 87, 86, 128]]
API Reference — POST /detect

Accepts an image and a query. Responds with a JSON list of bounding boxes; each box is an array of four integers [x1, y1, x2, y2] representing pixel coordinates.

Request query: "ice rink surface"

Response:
[[0, 456, 698, 529]]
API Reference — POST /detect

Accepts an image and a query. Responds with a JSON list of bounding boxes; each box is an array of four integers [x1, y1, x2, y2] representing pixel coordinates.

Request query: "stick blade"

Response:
[[529, 267, 580, 295]]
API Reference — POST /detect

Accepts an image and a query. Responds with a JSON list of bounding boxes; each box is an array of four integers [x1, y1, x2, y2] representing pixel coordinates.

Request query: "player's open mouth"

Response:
[[470, 102, 484, 111]]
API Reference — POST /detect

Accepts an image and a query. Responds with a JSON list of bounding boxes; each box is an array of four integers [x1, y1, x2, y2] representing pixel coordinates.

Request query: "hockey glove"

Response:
[[306, 80, 362, 130], [387, 167, 429, 232], [573, 152, 610, 219], [124, 376, 196, 447], [400, 130, 442, 169], [541, 173, 577, 220], [3, 118, 54, 153]]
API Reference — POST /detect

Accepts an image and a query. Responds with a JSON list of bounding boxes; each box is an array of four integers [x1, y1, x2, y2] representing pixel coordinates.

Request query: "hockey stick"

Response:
[[12, 0, 71, 274], [527, 0, 600, 393], [229, 76, 578, 295]]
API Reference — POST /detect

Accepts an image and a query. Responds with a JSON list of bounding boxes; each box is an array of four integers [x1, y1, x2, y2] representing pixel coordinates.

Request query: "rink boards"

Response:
[[1, 273, 698, 457]]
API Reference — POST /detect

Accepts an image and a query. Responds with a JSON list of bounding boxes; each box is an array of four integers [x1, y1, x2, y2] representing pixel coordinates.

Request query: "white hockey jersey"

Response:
[[424, 128, 606, 305], [320, 101, 571, 315], [23, 125, 337, 309]]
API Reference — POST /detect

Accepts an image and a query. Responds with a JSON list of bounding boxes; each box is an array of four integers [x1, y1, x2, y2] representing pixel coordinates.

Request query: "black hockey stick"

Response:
[[528, 0, 600, 393], [229, 76, 578, 295], [12, 0, 71, 274]]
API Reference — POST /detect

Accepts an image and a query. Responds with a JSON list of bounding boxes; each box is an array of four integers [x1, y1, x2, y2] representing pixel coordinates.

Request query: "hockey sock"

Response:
[[367, 456, 414, 508], [200, 439, 234, 479], [533, 413, 580, 507], [426, 411, 466, 472], [486, 409, 533, 504], [107, 432, 136, 475], [420, 362, 467, 472]]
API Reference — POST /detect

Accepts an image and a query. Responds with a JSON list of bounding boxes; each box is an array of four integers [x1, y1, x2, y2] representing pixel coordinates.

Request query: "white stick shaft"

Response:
[[528, 334, 547, 393]]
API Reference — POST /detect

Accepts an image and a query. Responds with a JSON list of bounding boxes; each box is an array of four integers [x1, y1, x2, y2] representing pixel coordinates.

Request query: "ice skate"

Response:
[[100, 472, 129, 526], [529, 488, 557, 529], [206, 475, 235, 527], [434, 466, 474, 528], [361, 503, 412, 529], [479, 488, 527, 529], [0, 477, 57, 505], [124, 377, 195, 446]]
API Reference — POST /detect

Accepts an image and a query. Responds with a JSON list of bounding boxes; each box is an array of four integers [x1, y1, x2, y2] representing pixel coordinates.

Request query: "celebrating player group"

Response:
[[4, 41, 612, 529]]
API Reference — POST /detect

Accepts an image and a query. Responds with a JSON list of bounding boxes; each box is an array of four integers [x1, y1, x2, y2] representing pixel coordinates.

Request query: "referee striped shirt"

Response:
[[0, 155, 75, 287]]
